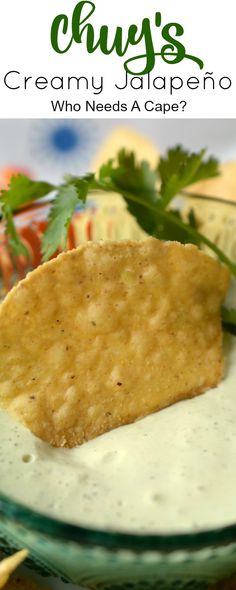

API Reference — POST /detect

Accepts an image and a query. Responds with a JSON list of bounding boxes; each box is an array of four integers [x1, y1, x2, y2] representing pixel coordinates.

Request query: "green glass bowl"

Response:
[[1, 194, 236, 590], [1, 492, 236, 590]]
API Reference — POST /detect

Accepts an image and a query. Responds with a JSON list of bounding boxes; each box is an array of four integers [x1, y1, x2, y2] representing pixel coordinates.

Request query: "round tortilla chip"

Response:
[[0, 238, 229, 448]]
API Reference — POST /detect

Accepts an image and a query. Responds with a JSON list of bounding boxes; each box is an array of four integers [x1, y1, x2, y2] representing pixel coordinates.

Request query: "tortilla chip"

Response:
[[0, 551, 28, 588], [0, 238, 230, 448], [188, 161, 236, 201]]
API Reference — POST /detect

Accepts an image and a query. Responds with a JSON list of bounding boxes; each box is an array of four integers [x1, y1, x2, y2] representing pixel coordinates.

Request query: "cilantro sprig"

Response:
[[1, 145, 236, 331]]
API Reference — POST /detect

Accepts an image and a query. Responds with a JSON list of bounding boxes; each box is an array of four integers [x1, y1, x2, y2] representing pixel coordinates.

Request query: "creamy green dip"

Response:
[[0, 335, 236, 534]]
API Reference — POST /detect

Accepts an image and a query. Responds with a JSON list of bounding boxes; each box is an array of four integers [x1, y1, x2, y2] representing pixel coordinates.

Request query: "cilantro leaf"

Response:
[[66, 173, 97, 201], [42, 182, 90, 261], [42, 185, 80, 261], [1, 145, 236, 287], [191, 156, 220, 184], [153, 209, 201, 245], [0, 175, 54, 211], [98, 150, 162, 236], [125, 200, 160, 236], [158, 146, 192, 183], [0, 175, 54, 258], [2, 204, 29, 257], [98, 150, 159, 204], [97, 150, 203, 246], [97, 151, 236, 275], [158, 146, 219, 207], [42, 175, 96, 261], [95, 149, 236, 276]]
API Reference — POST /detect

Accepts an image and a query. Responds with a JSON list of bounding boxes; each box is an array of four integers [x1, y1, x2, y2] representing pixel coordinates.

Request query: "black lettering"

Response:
[[4, 70, 20, 90]]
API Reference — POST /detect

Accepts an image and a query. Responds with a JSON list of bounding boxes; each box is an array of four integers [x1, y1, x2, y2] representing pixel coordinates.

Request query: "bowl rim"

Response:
[[1, 491, 236, 552]]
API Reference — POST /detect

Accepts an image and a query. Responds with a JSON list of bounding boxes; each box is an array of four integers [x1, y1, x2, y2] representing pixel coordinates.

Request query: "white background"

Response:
[[0, 0, 235, 118]]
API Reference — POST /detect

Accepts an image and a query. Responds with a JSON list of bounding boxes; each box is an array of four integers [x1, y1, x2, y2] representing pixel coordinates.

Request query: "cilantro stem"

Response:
[[99, 185, 236, 278], [181, 190, 236, 208]]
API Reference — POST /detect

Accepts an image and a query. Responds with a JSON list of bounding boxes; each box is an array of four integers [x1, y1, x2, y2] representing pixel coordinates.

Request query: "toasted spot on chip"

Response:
[[0, 238, 230, 448]]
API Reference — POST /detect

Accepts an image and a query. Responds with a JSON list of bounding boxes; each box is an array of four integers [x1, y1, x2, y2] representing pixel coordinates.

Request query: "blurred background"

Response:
[[0, 119, 236, 184], [1, 118, 236, 296]]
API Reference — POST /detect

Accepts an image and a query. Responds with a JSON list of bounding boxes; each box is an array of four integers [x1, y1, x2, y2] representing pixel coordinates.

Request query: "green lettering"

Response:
[[161, 23, 203, 69], [50, 4, 204, 74], [51, 15, 73, 54], [98, 26, 129, 56], [161, 23, 185, 64], [124, 18, 156, 75], [72, 1, 96, 43]]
